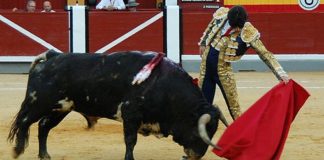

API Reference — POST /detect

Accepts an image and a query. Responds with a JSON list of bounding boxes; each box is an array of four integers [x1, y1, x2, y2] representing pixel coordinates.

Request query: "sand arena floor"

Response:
[[0, 72, 323, 160]]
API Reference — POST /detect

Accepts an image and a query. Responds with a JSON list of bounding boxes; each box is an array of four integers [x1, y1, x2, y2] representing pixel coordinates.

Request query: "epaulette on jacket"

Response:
[[241, 22, 260, 43], [199, 7, 228, 46], [213, 7, 229, 20]]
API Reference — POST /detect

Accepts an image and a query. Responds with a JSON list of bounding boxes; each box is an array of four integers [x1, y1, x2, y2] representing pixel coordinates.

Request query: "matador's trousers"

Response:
[[200, 46, 241, 119]]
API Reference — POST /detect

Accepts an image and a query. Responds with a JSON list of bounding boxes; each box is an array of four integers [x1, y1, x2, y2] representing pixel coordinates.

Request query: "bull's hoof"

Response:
[[12, 147, 24, 159], [85, 126, 95, 130], [12, 150, 19, 159], [38, 153, 51, 160], [83, 115, 99, 129]]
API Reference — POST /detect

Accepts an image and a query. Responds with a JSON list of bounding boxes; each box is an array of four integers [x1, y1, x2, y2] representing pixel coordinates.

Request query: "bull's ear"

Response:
[[213, 104, 229, 127]]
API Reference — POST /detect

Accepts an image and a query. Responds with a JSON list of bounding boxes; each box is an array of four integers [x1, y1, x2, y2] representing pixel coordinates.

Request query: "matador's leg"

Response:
[[200, 47, 218, 104], [217, 54, 241, 120], [217, 71, 241, 120]]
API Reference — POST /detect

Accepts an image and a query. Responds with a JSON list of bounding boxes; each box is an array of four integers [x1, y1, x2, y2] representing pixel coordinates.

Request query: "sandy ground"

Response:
[[0, 72, 323, 160]]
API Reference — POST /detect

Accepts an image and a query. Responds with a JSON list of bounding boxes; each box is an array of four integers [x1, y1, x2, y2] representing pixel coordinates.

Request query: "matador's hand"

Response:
[[280, 74, 290, 84]]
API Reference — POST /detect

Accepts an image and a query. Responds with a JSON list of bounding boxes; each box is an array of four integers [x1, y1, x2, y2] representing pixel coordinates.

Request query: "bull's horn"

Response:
[[198, 114, 221, 150], [30, 51, 48, 70], [214, 105, 229, 127]]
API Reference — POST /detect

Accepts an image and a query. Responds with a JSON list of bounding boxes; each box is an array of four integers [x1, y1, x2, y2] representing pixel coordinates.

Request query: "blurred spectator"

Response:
[[156, 0, 163, 9], [26, 0, 36, 12], [87, 0, 97, 8], [96, 0, 126, 10], [42, 1, 55, 12], [12, 0, 36, 12], [126, 0, 139, 12]]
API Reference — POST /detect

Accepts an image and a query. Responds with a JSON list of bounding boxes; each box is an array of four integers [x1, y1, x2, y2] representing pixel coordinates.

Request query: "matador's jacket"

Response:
[[198, 7, 287, 120]]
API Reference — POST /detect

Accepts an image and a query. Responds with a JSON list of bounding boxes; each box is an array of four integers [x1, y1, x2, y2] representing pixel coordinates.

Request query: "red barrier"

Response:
[[0, 10, 323, 56], [0, 12, 68, 56], [88, 10, 163, 53], [182, 12, 324, 55]]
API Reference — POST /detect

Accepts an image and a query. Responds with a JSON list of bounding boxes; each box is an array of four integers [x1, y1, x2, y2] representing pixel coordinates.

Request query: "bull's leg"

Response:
[[123, 120, 141, 160], [38, 112, 69, 160], [182, 148, 202, 160], [81, 114, 99, 129], [121, 100, 142, 160]]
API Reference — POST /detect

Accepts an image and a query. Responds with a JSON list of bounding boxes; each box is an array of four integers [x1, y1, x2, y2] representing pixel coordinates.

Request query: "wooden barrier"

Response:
[[0, 11, 324, 56]]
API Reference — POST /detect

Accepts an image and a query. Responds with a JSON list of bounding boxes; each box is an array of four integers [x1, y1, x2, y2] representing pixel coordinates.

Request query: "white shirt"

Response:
[[96, 0, 126, 10], [221, 21, 231, 36], [41, 10, 55, 13]]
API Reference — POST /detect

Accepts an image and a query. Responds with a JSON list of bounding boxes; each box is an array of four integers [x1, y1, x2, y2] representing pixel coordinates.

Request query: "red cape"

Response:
[[213, 80, 310, 160]]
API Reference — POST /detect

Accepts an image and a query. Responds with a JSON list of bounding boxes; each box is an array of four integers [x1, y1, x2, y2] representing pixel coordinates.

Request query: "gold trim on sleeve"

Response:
[[241, 22, 260, 43], [251, 39, 286, 80], [213, 7, 229, 20]]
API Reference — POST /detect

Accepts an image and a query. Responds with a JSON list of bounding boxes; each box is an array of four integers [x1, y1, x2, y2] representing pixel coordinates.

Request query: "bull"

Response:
[[8, 50, 223, 160]]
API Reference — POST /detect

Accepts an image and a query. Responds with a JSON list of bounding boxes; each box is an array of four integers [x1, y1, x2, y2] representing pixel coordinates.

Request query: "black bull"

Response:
[[8, 50, 222, 160]]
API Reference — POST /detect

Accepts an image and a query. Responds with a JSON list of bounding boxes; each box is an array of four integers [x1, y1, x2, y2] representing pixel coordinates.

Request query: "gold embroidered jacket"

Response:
[[198, 7, 286, 80]]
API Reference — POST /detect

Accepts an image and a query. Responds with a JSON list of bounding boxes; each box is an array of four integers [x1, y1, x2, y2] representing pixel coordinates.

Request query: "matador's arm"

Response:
[[241, 22, 288, 81], [198, 18, 216, 46], [251, 39, 288, 80]]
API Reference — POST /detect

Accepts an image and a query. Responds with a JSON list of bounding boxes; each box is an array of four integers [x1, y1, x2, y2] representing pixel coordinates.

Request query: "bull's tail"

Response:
[[8, 98, 34, 158], [8, 99, 27, 139], [30, 49, 61, 71]]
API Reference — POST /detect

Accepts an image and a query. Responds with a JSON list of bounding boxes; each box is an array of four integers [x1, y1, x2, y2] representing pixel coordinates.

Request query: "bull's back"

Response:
[[35, 51, 152, 82], [28, 52, 155, 116]]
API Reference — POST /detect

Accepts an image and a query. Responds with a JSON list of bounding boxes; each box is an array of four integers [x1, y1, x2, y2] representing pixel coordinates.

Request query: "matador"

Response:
[[198, 6, 290, 120]]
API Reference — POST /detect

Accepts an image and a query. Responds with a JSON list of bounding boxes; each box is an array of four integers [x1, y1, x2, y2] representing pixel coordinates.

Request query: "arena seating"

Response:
[[0, 0, 157, 10]]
